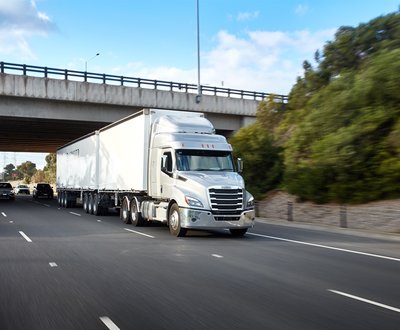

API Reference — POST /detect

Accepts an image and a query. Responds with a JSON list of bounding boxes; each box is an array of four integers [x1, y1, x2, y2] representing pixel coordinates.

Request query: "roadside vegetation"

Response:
[[230, 11, 400, 203], [2, 153, 56, 185]]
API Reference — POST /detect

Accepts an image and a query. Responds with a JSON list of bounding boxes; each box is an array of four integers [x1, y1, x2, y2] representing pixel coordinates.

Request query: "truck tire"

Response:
[[62, 192, 69, 208], [229, 228, 248, 237], [92, 193, 102, 216], [168, 203, 187, 237], [88, 194, 94, 214], [130, 198, 144, 226], [121, 198, 131, 224], [83, 193, 89, 213], [57, 192, 62, 207]]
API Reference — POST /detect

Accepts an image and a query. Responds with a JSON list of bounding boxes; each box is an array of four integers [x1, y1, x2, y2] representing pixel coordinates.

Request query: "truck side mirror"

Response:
[[237, 158, 243, 173]]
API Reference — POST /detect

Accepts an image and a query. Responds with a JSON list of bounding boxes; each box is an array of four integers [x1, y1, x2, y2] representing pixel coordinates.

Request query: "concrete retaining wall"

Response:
[[256, 191, 400, 234]]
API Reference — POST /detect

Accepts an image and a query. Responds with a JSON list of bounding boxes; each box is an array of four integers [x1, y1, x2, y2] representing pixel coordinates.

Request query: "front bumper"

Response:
[[180, 207, 255, 230]]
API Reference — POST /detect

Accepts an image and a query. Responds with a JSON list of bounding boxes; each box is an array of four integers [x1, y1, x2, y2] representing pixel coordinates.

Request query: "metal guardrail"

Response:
[[0, 61, 288, 103]]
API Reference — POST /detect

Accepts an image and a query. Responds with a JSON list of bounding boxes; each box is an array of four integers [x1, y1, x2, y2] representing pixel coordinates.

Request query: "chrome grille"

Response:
[[209, 188, 243, 221]]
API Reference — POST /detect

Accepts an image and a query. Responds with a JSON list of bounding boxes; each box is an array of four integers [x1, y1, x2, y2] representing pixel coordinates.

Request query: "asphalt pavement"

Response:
[[1, 195, 399, 329]]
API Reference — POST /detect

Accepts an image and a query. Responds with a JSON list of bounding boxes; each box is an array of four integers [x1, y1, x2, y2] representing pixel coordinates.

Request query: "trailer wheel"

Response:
[[83, 193, 89, 213], [62, 192, 69, 208], [88, 194, 94, 214], [130, 199, 144, 226], [168, 203, 187, 237], [229, 228, 248, 237], [121, 198, 131, 224], [57, 192, 62, 207], [61, 192, 66, 208], [92, 193, 102, 216]]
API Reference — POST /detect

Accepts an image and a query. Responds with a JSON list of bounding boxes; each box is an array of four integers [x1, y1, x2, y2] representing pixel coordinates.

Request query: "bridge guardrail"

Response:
[[0, 61, 288, 103]]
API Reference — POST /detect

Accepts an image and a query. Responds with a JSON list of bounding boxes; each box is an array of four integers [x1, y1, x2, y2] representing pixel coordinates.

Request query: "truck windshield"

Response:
[[176, 150, 234, 172]]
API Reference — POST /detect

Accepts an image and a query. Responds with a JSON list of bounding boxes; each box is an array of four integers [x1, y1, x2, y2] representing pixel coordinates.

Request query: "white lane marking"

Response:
[[329, 290, 400, 313], [49, 262, 58, 268], [97, 220, 102, 222], [1, 212, 7, 217], [248, 232, 400, 262], [19, 231, 32, 242], [9, 220, 13, 223], [43, 204, 50, 208], [212, 254, 224, 258], [124, 228, 155, 239], [99, 316, 120, 330], [69, 212, 81, 217]]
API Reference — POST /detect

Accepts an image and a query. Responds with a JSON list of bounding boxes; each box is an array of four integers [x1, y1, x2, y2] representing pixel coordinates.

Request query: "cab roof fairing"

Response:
[[151, 132, 233, 151], [152, 114, 215, 135]]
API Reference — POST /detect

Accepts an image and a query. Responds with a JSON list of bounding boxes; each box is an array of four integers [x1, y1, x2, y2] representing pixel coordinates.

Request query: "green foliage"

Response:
[[3, 163, 14, 180], [232, 11, 400, 203], [17, 161, 37, 181], [2, 163, 22, 180], [229, 123, 283, 200], [3, 163, 15, 174], [284, 47, 400, 203], [320, 13, 400, 79], [32, 169, 46, 183], [32, 153, 56, 184], [43, 153, 56, 183]]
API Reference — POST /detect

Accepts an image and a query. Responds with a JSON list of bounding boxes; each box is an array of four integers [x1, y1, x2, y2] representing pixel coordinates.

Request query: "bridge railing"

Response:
[[0, 61, 288, 103]]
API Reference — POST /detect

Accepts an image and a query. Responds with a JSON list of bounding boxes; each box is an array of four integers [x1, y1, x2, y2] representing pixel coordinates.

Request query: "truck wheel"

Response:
[[57, 192, 62, 207], [62, 192, 69, 208], [92, 193, 102, 216], [130, 199, 144, 226], [83, 193, 89, 213], [121, 198, 131, 224], [88, 194, 94, 214], [168, 203, 187, 237], [229, 228, 248, 237]]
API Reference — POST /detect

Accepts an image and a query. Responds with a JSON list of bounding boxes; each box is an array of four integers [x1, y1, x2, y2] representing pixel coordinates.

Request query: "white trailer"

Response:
[[57, 108, 255, 236]]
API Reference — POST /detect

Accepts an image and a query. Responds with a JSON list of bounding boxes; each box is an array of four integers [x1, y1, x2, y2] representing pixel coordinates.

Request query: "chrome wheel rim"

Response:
[[170, 210, 179, 230]]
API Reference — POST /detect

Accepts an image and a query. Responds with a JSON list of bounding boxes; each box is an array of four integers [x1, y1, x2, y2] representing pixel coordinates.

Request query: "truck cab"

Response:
[[147, 114, 255, 236]]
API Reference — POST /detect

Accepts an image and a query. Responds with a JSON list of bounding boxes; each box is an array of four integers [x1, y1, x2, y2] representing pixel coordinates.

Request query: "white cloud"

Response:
[[201, 28, 335, 94], [0, 0, 54, 59], [295, 4, 309, 16], [113, 28, 335, 95], [249, 28, 335, 54], [237, 11, 259, 21]]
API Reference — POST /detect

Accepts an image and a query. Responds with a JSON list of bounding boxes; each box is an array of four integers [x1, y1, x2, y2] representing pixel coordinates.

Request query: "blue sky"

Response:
[[0, 0, 398, 169]]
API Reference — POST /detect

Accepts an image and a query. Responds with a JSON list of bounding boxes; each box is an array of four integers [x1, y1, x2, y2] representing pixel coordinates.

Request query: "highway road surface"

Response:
[[1, 196, 399, 329]]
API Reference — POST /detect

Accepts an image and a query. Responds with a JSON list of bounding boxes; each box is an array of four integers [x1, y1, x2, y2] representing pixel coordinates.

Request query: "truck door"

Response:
[[160, 150, 174, 199]]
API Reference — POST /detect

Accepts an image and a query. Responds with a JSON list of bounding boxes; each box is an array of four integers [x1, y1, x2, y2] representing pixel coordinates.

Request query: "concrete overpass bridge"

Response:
[[0, 62, 287, 153]]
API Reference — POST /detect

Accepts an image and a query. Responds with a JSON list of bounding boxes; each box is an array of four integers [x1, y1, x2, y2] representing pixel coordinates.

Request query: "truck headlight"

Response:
[[246, 194, 255, 208], [185, 196, 204, 208]]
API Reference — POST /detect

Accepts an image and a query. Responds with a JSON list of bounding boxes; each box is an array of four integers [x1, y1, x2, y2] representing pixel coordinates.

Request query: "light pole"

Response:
[[195, 0, 201, 103], [85, 52, 100, 72]]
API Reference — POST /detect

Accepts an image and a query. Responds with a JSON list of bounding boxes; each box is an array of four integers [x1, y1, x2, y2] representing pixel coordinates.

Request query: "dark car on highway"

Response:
[[33, 183, 54, 199], [0, 182, 15, 200]]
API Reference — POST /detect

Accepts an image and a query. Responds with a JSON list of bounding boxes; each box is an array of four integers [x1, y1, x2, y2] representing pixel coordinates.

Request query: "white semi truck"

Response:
[[56, 109, 255, 237]]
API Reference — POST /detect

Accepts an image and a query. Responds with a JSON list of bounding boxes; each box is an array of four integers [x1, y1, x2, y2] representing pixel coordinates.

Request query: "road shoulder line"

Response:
[[329, 289, 400, 313], [248, 232, 400, 262]]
